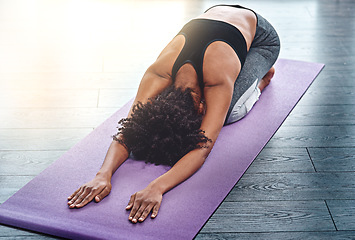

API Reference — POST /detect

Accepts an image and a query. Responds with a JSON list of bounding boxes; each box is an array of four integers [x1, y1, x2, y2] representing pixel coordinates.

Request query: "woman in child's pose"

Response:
[[68, 4, 280, 224]]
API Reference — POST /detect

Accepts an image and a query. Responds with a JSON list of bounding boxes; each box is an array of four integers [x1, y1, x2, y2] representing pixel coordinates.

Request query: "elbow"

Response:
[[199, 146, 212, 163], [196, 137, 214, 161], [187, 147, 211, 167]]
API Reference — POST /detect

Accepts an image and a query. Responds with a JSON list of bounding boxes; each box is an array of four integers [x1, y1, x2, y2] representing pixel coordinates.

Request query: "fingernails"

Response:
[[132, 218, 137, 223], [151, 214, 156, 218], [138, 218, 143, 222], [129, 217, 132, 220]]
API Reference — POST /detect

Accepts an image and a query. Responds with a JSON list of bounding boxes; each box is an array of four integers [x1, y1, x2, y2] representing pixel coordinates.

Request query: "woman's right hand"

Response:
[[67, 174, 112, 208]]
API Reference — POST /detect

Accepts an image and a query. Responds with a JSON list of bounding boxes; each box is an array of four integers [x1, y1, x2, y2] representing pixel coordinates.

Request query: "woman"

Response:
[[67, 4, 280, 224]]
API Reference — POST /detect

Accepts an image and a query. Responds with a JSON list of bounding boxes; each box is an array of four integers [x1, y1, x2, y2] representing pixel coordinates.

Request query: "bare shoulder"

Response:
[[149, 35, 185, 79], [128, 35, 186, 115], [203, 41, 241, 88]]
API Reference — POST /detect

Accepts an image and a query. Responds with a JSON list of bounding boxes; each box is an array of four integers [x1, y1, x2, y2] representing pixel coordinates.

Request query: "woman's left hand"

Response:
[[126, 185, 163, 223]]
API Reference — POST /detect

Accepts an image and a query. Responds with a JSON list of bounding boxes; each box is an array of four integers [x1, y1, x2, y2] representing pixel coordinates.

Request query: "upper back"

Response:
[[195, 5, 257, 49]]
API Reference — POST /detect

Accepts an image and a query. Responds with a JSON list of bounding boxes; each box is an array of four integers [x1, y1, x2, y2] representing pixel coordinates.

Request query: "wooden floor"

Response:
[[1, 0, 354, 239]]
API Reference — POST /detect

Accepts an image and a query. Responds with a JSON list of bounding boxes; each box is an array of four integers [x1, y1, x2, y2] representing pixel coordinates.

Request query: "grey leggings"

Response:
[[225, 13, 280, 125]]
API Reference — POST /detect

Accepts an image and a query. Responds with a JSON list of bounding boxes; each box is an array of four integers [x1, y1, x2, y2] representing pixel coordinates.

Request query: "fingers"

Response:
[[128, 194, 142, 223], [67, 187, 84, 207], [132, 201, 151, 223], [125, 193, 135, 210], [68, 185, 105, 208], [151, 202, 161, 219], [138, 203, 155, 222], [127, 193, 161, 223], [95, 187, 111, 203], [75, 190, 95, 208], [67, 188, 80, 201], [68, 186, 90, 208]]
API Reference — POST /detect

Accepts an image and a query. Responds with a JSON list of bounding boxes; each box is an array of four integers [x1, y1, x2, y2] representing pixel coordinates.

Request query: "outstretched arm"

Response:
[[67, 140, 129, 208], [67, 40, 178, 207], [67, 54, 173, 208], [126, 78, 234, 223]]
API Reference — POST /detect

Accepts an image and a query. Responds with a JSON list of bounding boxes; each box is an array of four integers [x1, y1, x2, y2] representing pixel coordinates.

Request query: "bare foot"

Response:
[[258, 66, 275, 92]]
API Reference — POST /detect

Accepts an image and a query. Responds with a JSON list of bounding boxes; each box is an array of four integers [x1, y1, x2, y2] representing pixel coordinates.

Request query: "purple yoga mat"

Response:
[[0, 59, 324, 239]]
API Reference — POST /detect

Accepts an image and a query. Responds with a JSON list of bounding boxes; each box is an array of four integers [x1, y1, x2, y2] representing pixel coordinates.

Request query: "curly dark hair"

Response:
[[113, 85, 211, 166]]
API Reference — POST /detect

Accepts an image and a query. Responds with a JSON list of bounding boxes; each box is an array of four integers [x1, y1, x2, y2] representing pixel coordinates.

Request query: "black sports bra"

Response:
[[171, 4, 256, 89], [171, 18, 247, 90]]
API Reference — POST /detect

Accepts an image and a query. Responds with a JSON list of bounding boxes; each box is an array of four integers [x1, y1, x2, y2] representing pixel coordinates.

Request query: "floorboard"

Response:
[[0, 151, 65, 175], [0, 129, 93, 151], [308, 148, 355, 172], [0, 89, 99, 108], [283, 105, 355, 126], [199, 201, 334, 232], [266, 125, 355, 148], [195, 231, 355, 240], [0, 72, 141, 89], [245, 148, 315, 173], [0, 108, 118, 129], [327, 200, 355, 231], [225, 172, 355, 201], [0, 176, 35, 203]]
